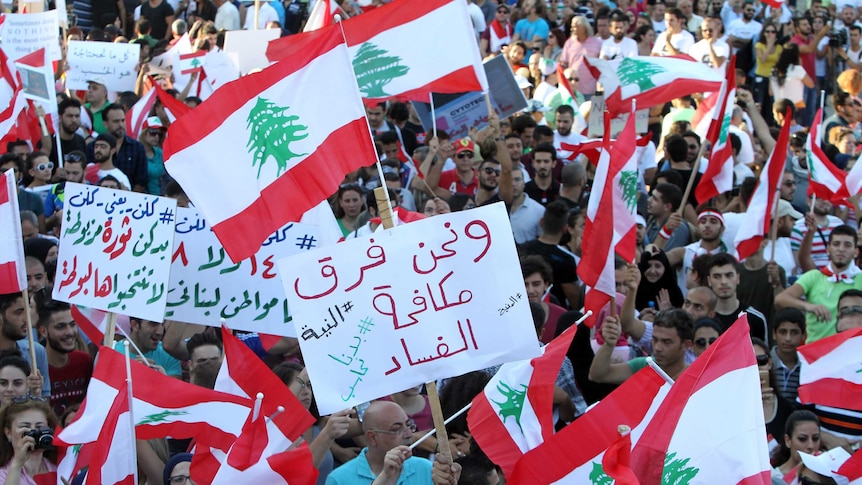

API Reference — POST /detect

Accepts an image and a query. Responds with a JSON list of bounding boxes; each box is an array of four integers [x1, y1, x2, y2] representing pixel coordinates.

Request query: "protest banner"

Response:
[[52, 183, 177, 322], [588, 94, 649, 137], [278, 202, 540, 415], [65, 41, 140, 92], [0, 11, 62, 61], [223, 29, 279, 75], [14, 48, 54, 105], [411, 55, 526, 141], [166, 207, 320, 337]]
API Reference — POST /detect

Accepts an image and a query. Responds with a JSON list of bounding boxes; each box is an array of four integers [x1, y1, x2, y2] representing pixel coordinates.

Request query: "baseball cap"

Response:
[[455, 138, 475, 155], [87, 76, 108, 88], [776, 199, 802, 220], [143, 116, 165, 130]]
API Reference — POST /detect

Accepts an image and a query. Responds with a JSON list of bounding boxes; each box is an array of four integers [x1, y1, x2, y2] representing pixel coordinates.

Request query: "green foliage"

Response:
[[352, 42, 409, 98], [137, 409, 190, 425], [246, 97, 309, 178]]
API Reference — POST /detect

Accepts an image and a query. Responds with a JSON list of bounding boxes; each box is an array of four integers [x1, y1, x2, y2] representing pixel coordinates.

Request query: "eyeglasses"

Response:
[[294, 376, 311, 390], [11, 395, 48, 404], [457, 152, 474, 159], [371, 419, 417, 435], [169, 475, 192, 484], [765, 29, 777, 33], [701, 28, 713, 32], [497, 8, 510, 13], [483, 167, 501, 175], [35, 162, 54, 171], [756, 354, 769, 366], [147, 129, 164, 137], [694, 337, 717, 348]]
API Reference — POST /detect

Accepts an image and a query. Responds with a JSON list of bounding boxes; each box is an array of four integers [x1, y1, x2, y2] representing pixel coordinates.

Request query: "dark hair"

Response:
[[530, 301, 546, 334], [653, 182, 683, 211], [520, 255, 553, 284], [333, 184, 364, 219], [136, 17, 152, 34], [377, 131, 399, 145], [533, 125, 554, 141], [0, 355, 31, 378], [654, 309, 694, 342], [0, 292, 23, 314], [532, 142, 557, 160], [63, 151, 87, 168], [773, 308, 806, 333], [634, 24, 655, 42], [0, 398, 59, 465], [664, 134, 688, 163], [448, 193, 475, 212], [784, 409, 820, 441], [654, 169, 683, 187], [116, 91, 140, 112], [693, 317, 722, 335], [439, 371, 491, 436], [555, 104, 575, 118], [186, 331, 222, 360], [548, 28, 566, 47], [272, 361, 304, 386], [36, 298, 70, 329], [386, 102, 409, 123], [58, 98, 82, 117], [773, 43, 801, 87], [829, 224, 858, 245], [164, 180, 186, 198], [98, 175, 122, 188], [540, 200, 570, 235], [101, 103, 125, 122], [510, 114, 537, 135], [667, 7, 685, 19], [706, 252, 738, 273]]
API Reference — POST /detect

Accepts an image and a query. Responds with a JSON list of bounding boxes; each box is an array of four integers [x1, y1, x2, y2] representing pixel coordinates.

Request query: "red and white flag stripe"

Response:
[[0, 168, 25, 294], [797, 327, 862, 410], [807, 108, 850, 205]]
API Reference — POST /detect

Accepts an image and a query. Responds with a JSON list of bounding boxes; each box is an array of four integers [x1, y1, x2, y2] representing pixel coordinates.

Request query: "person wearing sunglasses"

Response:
[[688, 18, 728, 74], [163, 453, 196, 485], [0, 396, 59, 485], [690, 318, 720, 358], [23, 153, 54, 206], [771, 410, 822, 484], [755, 338, 802, 460], [139, 116, 167, 195]]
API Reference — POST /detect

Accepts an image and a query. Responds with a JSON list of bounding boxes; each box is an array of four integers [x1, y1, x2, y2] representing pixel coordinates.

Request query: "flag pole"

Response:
[[430, 93, 437, 139], [679, 143, 706, 217], [103, 312, 117, 346], [409, 402, 472, 450], [123, 341, 140, 485], [21, 288, 38, 374], [254, 0, 260, 30], [810, 194, 816, 215], [116, 323, 148, 359], [768, 190, 780, 262], [646, 356, 674, 384]]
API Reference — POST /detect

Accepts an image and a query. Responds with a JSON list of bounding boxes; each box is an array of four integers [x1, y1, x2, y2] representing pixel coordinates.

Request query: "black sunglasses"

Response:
[[756, 354, 769, 366], [694, 337, 717, 348]]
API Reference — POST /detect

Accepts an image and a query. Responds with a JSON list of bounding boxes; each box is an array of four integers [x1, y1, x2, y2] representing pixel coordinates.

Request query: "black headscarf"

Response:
[[635, 250, 684, 311]]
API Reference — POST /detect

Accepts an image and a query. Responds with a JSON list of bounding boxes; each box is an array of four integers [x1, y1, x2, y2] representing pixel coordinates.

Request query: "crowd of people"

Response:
[[2, 0, 862, 483]]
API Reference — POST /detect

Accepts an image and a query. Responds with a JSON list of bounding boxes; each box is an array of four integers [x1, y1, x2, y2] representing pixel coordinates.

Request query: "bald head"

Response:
[[683, 286, 717, 321], [363, 401, 408, 433]]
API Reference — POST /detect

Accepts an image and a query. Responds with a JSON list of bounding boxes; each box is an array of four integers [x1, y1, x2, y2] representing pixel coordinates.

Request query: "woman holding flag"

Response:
[[0, 397, 58, 485]]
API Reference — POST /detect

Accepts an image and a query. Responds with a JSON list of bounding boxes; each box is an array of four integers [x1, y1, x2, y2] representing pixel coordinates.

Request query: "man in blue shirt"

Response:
[[114, 318, 182, 378]]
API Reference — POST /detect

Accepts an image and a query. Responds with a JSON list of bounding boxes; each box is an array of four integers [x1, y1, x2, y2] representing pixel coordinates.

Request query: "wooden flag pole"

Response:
[[768, 191, 780, 262], [21, 288, 38, 370], [103, 311, 117, 346], [678, 142, 707, 216], [254, 0, 260, 30]]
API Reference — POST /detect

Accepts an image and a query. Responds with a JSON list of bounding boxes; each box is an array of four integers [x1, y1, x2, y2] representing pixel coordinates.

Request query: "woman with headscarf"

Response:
[[635, 248, 684, 311]]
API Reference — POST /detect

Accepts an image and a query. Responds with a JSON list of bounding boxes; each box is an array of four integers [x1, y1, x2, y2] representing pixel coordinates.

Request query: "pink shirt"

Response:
[[0, 458, 58, 485], [559, 36, 602, 96]]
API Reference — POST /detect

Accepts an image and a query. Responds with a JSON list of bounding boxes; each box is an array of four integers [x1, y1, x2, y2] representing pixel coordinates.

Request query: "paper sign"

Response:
[[165, 207, 320, 337], [53, 183, 177, 322], [16, 63, 53, 104], [65, 41, 140, 92], [588, 94, 649, 137], [223, 29, 279, 75], [279, 203, 540, 415], [0, 11, 62, 61]]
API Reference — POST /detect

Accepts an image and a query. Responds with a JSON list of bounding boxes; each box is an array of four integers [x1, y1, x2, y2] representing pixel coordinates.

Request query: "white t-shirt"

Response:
[[726, 18, 763, 54], [554, 130, 587, 161], [243, 1, 279, 30], [728, 124, 754, 167], [600, 37, 638, 60], [769, 64, 807, 107], [688, 39, 730, 75], [97, 167, 132, 190], [652, 18, 666, 35], [651, 29, 695, 56], [215, 1, 240, 31]]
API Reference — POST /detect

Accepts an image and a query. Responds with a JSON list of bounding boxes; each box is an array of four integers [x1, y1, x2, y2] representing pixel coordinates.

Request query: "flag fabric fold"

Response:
[[0, 168, 26, 294], [165, 29, 378, 262], [468, 324, 578, 476], [695, 56, 736, 204], [733, 107, 791, 261], [0, 47, 27, 142], [807, 108, 850, 205], [125, 87, 157, 140], [602, 431, 640, 485], [797, 327, 862, 410]]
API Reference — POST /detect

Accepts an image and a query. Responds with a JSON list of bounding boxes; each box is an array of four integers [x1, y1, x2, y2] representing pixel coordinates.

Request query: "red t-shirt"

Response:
[[438, 169, 478, 195], [49, 350, 93, 417], [791, 34, 816, 78]]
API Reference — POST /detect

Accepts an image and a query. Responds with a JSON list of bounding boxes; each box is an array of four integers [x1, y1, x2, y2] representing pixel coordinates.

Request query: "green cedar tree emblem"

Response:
[[246, 97, 309, 178], [617, 57, 666, 91], [137, 409, 190, 425], [618, 170, 638, 213], [807, 152, 818, 180], [491, 381, 528, 432], [718, 113, 731, 144], [589, 452, 699, 484], [352, 42, 410, 98]]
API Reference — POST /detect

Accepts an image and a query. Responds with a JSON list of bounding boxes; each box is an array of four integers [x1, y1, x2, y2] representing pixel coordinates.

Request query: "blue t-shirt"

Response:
[[325, 448, 432, 485], [112, 340, 182, 377], [514, 17, 550, 43]]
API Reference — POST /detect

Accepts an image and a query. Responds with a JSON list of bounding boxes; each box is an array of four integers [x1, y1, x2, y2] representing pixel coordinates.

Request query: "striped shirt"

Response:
[[770, 347, 801, 403], [790, 215, 844, 270]]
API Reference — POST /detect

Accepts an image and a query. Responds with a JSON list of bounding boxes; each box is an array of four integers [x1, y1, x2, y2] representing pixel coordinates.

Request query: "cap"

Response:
[[522, 99, 549, 113], [455, 138, 475, 155], [94, 132, 117, 148], [86, 76, 108, 88], [515, 74, 533, 90], [635, 214, 646, 227], [142, 116, 165, 130], [776, 199, 802, 220], [540, 58, 558, 77]]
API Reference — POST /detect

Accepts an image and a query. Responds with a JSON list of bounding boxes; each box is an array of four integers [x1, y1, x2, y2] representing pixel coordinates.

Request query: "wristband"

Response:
[[659, 225, 672, 240]]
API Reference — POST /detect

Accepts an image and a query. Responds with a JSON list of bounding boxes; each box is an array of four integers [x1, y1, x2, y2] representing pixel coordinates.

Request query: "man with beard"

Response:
[[790, 14, 830, 125], [776, 225, 862, 343], [0, 292, 50, 397], [725, 0, 762, 74], [36, 300, 92, 417], [524, 143, 559, 206], [49, 99, 87, 165], [509, 168, 543, 243], [185, 332, 222, 389], [115, 318, 182, 378], [552, 105, 586, 161], [85, 133, 132, 189], [476, 158, 510, 207], [600, 10, 638, 60], [86, 104, 147, 192], [665, 208, 735, 296]]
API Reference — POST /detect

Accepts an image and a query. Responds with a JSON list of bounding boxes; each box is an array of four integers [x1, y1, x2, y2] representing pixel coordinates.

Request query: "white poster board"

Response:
[[0, 12, 62, 61], [53, 183, 177, 322], [166, 207, 319, 337], [279, 203, 540, 415], [223, 29, 279, 75], [65, 41, 140, 92]]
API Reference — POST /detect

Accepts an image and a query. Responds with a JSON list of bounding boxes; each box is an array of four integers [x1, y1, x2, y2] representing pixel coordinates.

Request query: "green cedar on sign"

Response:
[[352, 42, 410, 98], [246, 97, 309, 179]]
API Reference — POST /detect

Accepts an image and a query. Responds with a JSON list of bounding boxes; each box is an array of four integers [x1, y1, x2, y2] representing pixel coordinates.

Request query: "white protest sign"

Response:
[[223, 29, 279, 75], [166, 207, 320, 337], [65, 41, 140, 92], [53, 183, 177, 322], [279, 203, 540, 415], [0, 11, 62, 61]]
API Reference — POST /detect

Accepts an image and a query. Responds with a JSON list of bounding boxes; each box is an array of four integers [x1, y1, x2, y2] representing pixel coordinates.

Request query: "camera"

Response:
[[24, 427, 54, 450], [829, 29, 848, 48]]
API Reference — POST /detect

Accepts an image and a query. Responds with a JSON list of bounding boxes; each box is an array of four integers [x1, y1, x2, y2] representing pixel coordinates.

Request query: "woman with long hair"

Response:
[[0, 397, 59, 484], [333, 184, 365, 237], [754, 20, 783, 122], [770, 44, 814, 125], [138, 117, 167, 195], [771, 410, 821, 484], [634, 24, 656, 56]]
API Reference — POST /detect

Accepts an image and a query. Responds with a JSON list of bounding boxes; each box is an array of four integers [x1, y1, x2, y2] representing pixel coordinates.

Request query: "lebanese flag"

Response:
[[0, 47, 27, 141], [837, 447, 862, 483], [602, 430, 640, 485], [505, 365, 669, 483], [303, 0, 335, 32], [267, 0, 488, 103], [559, 134, 652, 164], [179, 51, 206, 75], [556, 61, 575, 101], [733, 107, 791, 261], [125, 86, 157, 140], [846, 153, 862, 197], [166, 29, 378, 263], [14, 48, 54, 107], [577, 108, 638, 326], [211, 443, 318, 484], [807, 108, 850, 205], [797, 327, 862, 411], [586, 55, 723, 116], [695, 56, 736, 204], [0, 168, 25, 294], [154, 82, 190, 123], [468, 324, 578, 476], [630, 315, 772, 484], [70, 304, 119, 344]]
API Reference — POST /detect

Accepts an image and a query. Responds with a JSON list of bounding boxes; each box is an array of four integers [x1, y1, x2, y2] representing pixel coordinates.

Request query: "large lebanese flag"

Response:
[[695, 57, 736, 204], [585, 55, 723, 116], [165, 29, 377, 263], [733, 107, 791, 261], [266, 0, 488, 102], [630, 315, 772, 484], [0, 168, 25, 294], [578, 109, 638, 325], [505, 365, 669, 484], [468, 324, 578, 476], [807, 108, 850, 205], [797, 327, 862, 411]]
